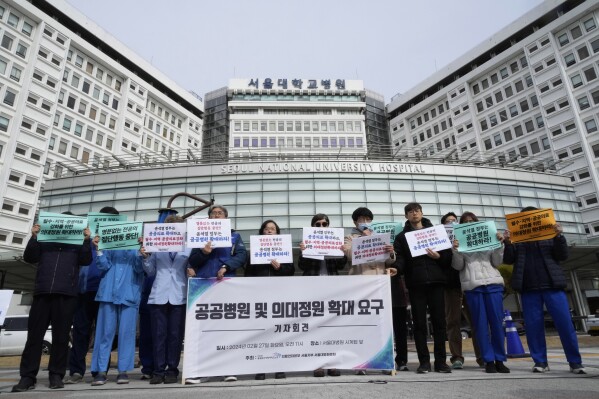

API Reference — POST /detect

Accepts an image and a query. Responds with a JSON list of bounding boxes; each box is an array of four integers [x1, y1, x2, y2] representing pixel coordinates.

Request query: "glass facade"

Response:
[[38, 160, 586, 246]]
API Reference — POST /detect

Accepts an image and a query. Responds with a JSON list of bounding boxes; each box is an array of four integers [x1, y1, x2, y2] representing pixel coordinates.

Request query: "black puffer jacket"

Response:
[[23, 237, 92, 296], [504, 235, 568, 292], [393, 217, 452, 288], [245, 261, 295, 277], [297, 255, 346, 276]]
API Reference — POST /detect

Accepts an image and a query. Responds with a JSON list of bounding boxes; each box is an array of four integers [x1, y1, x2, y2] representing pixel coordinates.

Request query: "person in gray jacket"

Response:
[[451, 212, 509, 374]]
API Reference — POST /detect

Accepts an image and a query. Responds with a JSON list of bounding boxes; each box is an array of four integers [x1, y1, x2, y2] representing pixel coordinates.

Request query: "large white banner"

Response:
[[183, 276, 394, 379]]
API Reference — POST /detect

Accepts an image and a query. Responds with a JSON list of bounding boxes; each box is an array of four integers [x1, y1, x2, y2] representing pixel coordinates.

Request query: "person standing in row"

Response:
[[298, 213, 347, 377], [245, 219, 295, 380], [452, 212, 509, 374], [393, 203, 452, 374], [142, 215, 191, 384], [13, 214, 91, 392], [90, 236, 145, 385], [503, 206, 586, 374], [188, 205, 247, 383]]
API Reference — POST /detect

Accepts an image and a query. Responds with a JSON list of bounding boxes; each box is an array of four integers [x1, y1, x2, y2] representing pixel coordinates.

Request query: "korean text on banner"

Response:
[[97, 221, 143, 250], [143, 223, 186, 252], [351, 234, 390, 266], [87, 212, 127, 237], [405, 225, 452, 257], [445, 225, 455, 243], [302, 227, 344, 257], [182, 276, 394, 378], [506, 208, 556, 243], [186, 219, 232, 249], [371, 222, 403, 243], [250, 234, 293, 264], [37, 211, 87, 245], [454, 221, 501, 253]]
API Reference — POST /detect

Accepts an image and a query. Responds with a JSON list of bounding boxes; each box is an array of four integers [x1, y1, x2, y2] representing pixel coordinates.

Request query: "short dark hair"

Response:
[[352, 207, 373, 222], [459, 211, 479, 224], [521, 206, 538, 213], [259, 220, 280, 235], [311, 213, 330, 227], [99, 206, 119, 215], [404, 202, 422, 214], [441, 212, 458, 225]]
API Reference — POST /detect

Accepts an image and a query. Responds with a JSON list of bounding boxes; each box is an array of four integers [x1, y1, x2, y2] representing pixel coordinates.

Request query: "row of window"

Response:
[[479, 95, 540, 132], [0, 55, 23, 82], [63, 68, 120, 112], [484, 128, 550, 154], [145, 117, 183, 143], [37, 46, 62, 68], [232, 136, 365, 149], [146, 99, 184, 129], [412, 118, 453, 146], [471, 56, 529, 96], [67, 48, 123, 94], [563, 36, 599, 68], [1, 31, 28, 60], [0, 5, 34, 38], [475, 75, 534, 114], [408, 101, 450, 130], [233, 120, 363, 134], [570, 167, 593, 184], [557, 15, 597, 48]]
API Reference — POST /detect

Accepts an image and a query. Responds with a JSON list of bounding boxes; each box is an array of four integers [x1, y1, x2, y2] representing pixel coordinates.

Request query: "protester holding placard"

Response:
[[440, 212, 466, 370], [298, 213, 347, 378], [66, 206, 120, 385], [345, 207, 397, 276], [393, 203, 452, 374], [246, 220, 295, 278], [245, 220, 294, 380], [451, 212, 509, 374], [187, 205, 246, 383], [139, 215, 190, 385], [12, 213, 92, 393], [503, 207, 586, 375], [90, 235, 145, 386]]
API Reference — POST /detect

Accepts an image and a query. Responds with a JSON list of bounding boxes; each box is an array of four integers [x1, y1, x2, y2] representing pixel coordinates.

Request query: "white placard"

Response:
[[250, 234, 293, 264], [444, 224, 455, 243], [0, 290, 14, 325], [186, 218, 232, 249], [183, 276, 393, 378], [351, 234, 390, 266], [302, 227, 344, 257], [405, 225, 452, 257], [143, 223, 186, 252]]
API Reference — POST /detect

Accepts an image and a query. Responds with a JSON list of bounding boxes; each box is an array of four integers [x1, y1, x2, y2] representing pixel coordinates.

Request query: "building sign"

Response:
[[220, 161, 426, 175], [182, 276, 393, 378], [229, 78, 364, 92]]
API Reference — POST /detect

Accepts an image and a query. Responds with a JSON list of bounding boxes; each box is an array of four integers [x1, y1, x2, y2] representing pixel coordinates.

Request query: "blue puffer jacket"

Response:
[[503, 235, 568, 292], [188, 231, 247, 278], [24, 237, 92, 297], [95, 249, 144, 307]]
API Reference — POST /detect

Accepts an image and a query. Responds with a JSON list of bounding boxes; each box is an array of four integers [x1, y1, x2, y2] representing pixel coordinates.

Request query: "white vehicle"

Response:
[[0, 315, 53, 356]]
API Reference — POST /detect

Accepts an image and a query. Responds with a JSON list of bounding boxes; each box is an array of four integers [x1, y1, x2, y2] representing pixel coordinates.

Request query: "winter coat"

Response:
[[298, 255, 346, 276], [503, 235, 568, 292], [393, 217, 452, 288], [188, 231, 247, 278], [24, 237, 92, 297], [452, 247, 504, 292]]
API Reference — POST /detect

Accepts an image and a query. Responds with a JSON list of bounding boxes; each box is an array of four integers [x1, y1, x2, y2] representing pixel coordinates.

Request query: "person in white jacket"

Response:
[[451, 212, 509, 374]]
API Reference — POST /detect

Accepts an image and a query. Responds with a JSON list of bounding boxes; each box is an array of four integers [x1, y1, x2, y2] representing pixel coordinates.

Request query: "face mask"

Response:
[[358, 223, 371, 231]]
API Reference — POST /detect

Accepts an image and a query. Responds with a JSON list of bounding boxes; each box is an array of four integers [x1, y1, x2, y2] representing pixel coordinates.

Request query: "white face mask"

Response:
[[358, 223, 371, 231]]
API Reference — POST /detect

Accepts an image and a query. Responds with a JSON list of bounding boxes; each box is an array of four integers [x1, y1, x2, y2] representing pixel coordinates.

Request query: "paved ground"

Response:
[[0, 335, 597, 398]]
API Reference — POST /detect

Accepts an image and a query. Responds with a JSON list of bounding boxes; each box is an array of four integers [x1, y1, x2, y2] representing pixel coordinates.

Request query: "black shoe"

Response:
[[12, 377, 36, 392], [313, 369, 325, 377], [255, 373, 266, 380], [434, 363, 452, 373], [495, 361, 510, 373], [274, 372, 286, 379], [49, 374, 64, 389], [416, 363, 431, 374], [397, 362, 409, 371], [164, 375, 178, 384], [485, 362, 497, 373], [149, 374, 164, 384]]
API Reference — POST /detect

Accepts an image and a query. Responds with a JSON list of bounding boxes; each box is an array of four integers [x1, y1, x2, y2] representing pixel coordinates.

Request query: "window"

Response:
[[495, 91, 503, 103], [476, 101, 484, 112], [519, 145, 529, 157], [571, 146, 583, 155], [530, 95, 539, 107], [504, 86, 513, 98], [588, 119, 599, 133], [3, 90, 16, 106], [16, 43, 27, 58], [500, 68, 508, 79], [541, 136, 550, 150], [578, 96, 590, 110], [577, 45, 590, 60], [0, 116, 9, 132], [62, 118, 72, 132], [493, 133, 502, 146], [558, 33, 569, 46], [1, 35, 13, 51], [515, 80, 524, 92], [591, 37, 599, 53], [484, 139, 492, 150], [571, 74, 583, 88], [58, 140, 67, 155], [67, 96, 76, 109], [564, 53, 576, 66], [520, 99, 529, 112], [530, 141, 540, 154], [7, 13, 19, 27], [571, 25, 582, 39], [579, 170, 591, 180], [70, 146, 79, 159], [509, 105, 518, 117], [584, 67, 597, 82], [74, 123, 83, 137], [480, 120, 488, 131], [504, 130, 513, 142], [10, 66, 21, 82], [491, 73, 499, 84], [584, 18, 596, 32], [472, 83, 480, 94]]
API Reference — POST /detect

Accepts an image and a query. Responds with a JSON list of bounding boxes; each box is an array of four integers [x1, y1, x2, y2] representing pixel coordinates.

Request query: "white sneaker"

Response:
[[185, 377, 202, 384], [532, 363, 549, 373], [223, 376, 237, 382]]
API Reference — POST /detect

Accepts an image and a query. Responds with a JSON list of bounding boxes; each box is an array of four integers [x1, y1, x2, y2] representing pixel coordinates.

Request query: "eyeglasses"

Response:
[[314, 222, 329, 227], [210, 211, 225, 216]]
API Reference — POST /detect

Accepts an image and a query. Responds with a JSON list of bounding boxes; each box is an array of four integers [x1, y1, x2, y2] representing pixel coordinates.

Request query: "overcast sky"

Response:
[[65, 0, 544, 101]]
